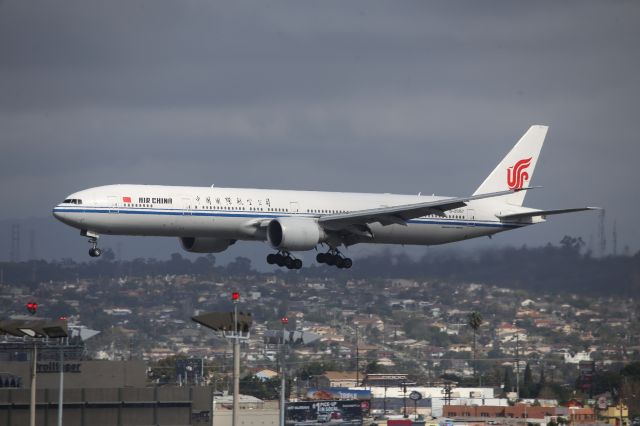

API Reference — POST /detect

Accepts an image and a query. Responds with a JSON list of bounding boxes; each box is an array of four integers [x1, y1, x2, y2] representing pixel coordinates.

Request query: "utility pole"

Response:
[[383, 385, 387, 417], [515, 329, 520, 399], [58, 338, 65, 426], [355, 326, 359, 386], [280, 316, 289, 426], [402, 381, 408, 418], [10, 224, 21, 262], [30, 343, 37, 426], [232, 293, 240, 426]]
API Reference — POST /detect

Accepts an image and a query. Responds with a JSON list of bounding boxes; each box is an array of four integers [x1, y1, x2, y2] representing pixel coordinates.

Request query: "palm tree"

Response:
[[467, 311, 483, 384]]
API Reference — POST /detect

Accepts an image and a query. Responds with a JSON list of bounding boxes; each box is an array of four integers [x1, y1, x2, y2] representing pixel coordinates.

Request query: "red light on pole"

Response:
[[26, 302, 38, 315], [281, 316, 289, 325], [231, 292, 240, 301]]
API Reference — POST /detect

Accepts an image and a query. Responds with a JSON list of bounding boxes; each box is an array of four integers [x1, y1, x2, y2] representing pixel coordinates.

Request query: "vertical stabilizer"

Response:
[[473, 125, 548, 206]]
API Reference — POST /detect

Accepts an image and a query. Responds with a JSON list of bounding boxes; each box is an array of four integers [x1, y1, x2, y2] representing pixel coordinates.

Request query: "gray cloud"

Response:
[[0, 0, 638, 259]]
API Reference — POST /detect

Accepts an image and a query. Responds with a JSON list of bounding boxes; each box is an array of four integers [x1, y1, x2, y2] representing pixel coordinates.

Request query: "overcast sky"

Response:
[[1, 1, 638, 260]]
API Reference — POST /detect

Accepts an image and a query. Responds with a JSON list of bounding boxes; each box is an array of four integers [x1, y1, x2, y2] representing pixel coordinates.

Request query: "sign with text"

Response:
[[306, 388, 372, 401], [286, 400, 365, 426]]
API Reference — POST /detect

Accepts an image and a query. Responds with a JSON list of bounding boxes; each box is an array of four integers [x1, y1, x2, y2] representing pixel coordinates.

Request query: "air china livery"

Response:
[[53, 125, 597, 269]]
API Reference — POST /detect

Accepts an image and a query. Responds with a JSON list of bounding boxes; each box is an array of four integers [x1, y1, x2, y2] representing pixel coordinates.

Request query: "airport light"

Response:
[[231, 291, 240, 301], [26, 302, 38, 315], [0, 317, 68, 426], [280, 315, 289, 426], [192, 309, 252, 426]]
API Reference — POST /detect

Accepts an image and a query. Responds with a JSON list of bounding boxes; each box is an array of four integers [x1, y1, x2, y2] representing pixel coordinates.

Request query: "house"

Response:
[[254, 369, 279, 381], [601, 403, 629, 426], [568, 407, 596, 424], [442, 403, 557, 421]]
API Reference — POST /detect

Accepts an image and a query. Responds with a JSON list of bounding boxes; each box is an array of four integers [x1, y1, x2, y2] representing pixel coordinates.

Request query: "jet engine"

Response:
[[180, 237, 236, 253], [267, 217, 324, 251]]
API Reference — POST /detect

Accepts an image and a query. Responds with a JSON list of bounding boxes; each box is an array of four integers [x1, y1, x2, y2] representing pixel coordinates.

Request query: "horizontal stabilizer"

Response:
[[320, 187, 537, 230], [497, 207, 601, 221]]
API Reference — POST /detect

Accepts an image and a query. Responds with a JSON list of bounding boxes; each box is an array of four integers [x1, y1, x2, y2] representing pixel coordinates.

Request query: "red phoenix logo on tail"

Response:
[[507, 157, 532, 189]]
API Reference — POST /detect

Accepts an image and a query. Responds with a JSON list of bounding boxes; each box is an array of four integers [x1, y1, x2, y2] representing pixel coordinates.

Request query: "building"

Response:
[[0, 386, 215, 426], [317, 371, 359, 388], [601, 403, 629, 426], [442, 404, 558, 424], [568, 407, 597, 424], [255, 369, 279, 381], [362, 373, 411, 387], [0, 360, 146, 389]]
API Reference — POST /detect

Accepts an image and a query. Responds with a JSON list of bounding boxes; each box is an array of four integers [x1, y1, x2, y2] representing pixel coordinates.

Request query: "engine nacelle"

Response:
[[267, 217, 324, 251], [180, 237, 236, 253]]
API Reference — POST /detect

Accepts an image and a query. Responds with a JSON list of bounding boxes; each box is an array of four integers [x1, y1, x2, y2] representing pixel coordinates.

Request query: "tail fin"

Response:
[[472, 125, 548, 206]]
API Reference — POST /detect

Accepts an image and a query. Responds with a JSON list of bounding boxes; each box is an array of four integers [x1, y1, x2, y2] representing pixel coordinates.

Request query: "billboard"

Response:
[[286, 400, 366, 426], [306, 388, 372, 401]]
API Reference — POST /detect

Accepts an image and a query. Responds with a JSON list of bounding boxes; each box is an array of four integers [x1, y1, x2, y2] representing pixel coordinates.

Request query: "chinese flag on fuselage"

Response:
[[122, 196, 131, 203]]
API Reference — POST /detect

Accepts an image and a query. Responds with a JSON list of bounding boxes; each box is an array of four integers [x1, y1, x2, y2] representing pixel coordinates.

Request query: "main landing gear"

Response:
[[267, 251, 303, 270], [316, 249, 352, 269]]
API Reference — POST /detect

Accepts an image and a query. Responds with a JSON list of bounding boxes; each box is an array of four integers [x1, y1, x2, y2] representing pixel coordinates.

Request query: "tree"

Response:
[[226, 256, 253, 275], [365, 360, 383, 374], [504, 367, 513, 394], [523, 363, 533, 398], [467, 311, 483, 385]]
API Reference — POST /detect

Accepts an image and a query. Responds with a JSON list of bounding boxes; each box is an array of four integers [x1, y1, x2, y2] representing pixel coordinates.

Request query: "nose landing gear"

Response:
[[83, 230, 102, 257], [316, 249, 352, 269], [266, 251, 303, 269]]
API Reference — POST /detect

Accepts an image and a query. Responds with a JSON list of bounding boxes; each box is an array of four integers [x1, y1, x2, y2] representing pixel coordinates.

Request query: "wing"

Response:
[[319, 188, 535, 231], [497, 207, 601, 221]]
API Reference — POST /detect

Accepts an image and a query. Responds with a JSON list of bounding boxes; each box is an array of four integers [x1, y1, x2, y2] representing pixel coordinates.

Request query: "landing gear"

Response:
[[267, 251, 303, 269], [85, 232, 102, 258], [316, 249, 352, 269]]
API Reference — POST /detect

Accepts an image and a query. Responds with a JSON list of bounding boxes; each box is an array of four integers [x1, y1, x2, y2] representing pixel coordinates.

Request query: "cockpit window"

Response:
[[63, 199, 82, 204]]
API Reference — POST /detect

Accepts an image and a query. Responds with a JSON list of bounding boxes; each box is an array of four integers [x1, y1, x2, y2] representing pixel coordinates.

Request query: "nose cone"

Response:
[[52, 205, 64, 221], [52, 204, 77, 227]]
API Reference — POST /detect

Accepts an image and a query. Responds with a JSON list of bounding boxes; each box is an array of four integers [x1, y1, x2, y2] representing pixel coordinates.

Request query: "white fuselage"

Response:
[[53, 184, 532, 248]]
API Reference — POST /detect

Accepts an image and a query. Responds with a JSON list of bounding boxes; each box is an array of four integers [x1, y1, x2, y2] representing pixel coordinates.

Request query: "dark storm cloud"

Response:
[[1, 0, 638, 257]]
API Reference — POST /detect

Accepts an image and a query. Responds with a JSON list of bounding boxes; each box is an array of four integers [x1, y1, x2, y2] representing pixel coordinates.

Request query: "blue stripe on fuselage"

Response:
[[52, 206, 524, 229]]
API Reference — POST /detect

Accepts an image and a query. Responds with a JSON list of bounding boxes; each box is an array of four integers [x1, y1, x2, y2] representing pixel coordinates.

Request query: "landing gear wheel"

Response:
[[268, 251, 303, 269], [317, 248, 352, 269], [86, 233, 101, 258]]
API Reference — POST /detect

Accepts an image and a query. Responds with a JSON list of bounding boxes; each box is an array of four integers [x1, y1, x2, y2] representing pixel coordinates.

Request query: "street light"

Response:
[[280, 316, 289, 426], [192, 293, 252, 426], [0, 317, 68, 426]]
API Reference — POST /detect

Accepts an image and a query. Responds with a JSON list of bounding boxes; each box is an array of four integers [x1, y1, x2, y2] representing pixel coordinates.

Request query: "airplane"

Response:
[[53, 125, 597, 269]]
